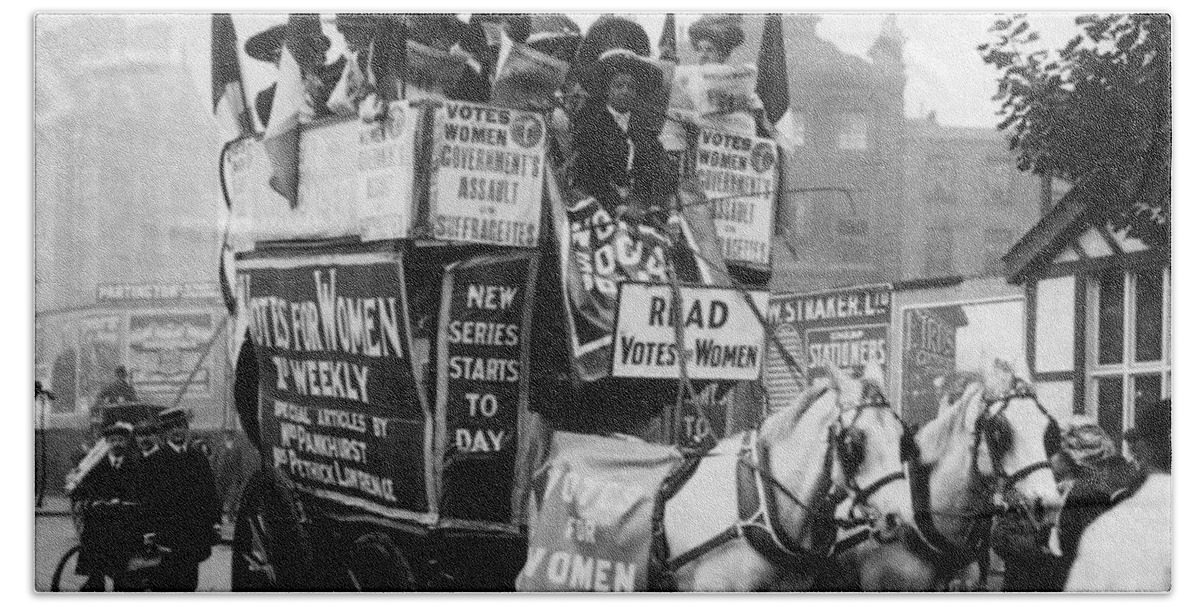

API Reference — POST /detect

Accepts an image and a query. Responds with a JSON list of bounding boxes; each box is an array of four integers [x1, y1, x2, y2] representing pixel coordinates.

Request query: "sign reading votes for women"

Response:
[[694, 128, 778, 268], [610, 283, 769, 381], [428, 102, 546, 248]]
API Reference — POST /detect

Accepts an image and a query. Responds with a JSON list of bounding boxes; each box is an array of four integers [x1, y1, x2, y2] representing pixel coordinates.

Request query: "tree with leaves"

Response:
[[979, 14, 1169, 248]]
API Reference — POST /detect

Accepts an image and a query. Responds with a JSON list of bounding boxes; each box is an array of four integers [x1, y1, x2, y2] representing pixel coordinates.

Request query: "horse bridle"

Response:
[[831, 394, 916, 526], [971, 382, 1061, 496], [662, 387, 913, 574]]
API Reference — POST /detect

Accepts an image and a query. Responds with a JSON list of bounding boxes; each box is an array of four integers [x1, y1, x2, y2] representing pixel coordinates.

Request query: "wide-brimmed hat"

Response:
[[245, 25, 286, 63], [527, 14, 581, 61], [406, 14, 470, 48], [580, 48, 664, 97], [469, 13, 532, 44], [101, 421, 134, 439], [687, 14, 746, 58], [575, 16, 651, 71], [159, 406, 192, 430]]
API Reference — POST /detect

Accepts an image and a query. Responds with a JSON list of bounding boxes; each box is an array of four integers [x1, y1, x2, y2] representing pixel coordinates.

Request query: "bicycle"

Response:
[[49, 500, 168, 592]]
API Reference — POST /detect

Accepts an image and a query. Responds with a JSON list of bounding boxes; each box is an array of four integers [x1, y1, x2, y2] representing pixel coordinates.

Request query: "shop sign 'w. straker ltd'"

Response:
[[428, 102, 546, 248], [610, 283, 769, 381]]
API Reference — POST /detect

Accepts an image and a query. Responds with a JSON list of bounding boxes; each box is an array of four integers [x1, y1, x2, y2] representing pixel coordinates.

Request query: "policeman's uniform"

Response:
[[70, 421, 141, 591], [147, 407, 221, 591]]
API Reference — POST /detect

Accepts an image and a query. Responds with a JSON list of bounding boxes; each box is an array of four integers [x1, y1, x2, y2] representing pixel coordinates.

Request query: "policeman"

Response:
[[147, 407, 221, 591], [69, 421, 139, 591]]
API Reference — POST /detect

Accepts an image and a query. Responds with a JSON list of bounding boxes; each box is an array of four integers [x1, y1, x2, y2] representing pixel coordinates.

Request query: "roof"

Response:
[[1003, 175, 1169, 284], [1002, 180, 1094, 284]]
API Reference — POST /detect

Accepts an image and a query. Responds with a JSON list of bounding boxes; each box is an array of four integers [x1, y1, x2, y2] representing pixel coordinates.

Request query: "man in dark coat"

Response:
[[145, 407, 221, 591], [572, 45, 677, 224], [69, 421, 141, 591]]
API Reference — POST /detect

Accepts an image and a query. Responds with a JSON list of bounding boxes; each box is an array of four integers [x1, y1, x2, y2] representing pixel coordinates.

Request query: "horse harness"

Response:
[[901, 381, 1061, 579], [649, 396, 912, 588]]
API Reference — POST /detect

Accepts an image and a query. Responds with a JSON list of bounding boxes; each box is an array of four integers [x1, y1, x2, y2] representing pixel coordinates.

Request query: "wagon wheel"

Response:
[[49, 545, 88, 591], [231, 471, 316, 591], [344, 532, 418, 591]]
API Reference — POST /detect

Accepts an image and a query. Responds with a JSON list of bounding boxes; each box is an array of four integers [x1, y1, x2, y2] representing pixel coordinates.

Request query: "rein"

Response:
[[661, 392, 910, 576], [902, 384, 1059, 581]]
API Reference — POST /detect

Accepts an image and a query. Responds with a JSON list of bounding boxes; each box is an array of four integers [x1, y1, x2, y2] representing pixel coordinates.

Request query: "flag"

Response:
[[755, 14, 789, 125], [261, 16, 319, 206], [211, 13, 254, 137], [658, 14, 677, 63]]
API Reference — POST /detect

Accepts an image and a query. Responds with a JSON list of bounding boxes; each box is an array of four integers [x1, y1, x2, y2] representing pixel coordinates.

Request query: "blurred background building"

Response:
[[35, 15, 242, 505]]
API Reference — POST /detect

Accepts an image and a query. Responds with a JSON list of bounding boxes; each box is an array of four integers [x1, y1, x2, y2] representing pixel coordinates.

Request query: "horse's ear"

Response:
[[981, 354, 1015, 401], [828, 365, 862, 409], [955, 382, 986, 430], [862, 360, 885, 385]]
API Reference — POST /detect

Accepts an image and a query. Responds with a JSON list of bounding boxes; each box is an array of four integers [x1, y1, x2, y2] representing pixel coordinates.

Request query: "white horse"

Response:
[[822, 359, 1065, 590], [661, 366, 915, 591]]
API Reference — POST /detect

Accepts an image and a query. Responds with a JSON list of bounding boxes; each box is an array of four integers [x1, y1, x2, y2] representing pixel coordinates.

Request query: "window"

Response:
[[836, 112, 869, 150], [923, 226, 954, 277], [1086, 267, 1171, 444]]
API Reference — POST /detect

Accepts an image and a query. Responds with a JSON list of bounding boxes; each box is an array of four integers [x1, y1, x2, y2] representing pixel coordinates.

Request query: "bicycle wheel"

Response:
[[49, 545, 89, 592]]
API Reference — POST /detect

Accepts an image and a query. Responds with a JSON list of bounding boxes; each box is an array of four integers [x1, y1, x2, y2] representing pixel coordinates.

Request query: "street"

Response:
[[35, 499, 232, 592]]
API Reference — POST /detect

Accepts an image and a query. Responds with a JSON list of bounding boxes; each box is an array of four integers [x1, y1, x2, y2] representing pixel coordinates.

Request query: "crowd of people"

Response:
[[66, 401, 222, 591], [993, 398, 1172, 592], [240, 13, 778, 226]]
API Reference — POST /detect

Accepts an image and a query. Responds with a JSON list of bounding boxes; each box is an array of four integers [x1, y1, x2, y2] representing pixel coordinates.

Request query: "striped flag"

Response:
[[211, 14, 254, 138]]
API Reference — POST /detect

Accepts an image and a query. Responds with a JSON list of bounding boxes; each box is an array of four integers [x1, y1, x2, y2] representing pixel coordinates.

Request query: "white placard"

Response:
[[611, 283, 769, 381], [427, 101, 545, 248], [695, 128, 778, 267]]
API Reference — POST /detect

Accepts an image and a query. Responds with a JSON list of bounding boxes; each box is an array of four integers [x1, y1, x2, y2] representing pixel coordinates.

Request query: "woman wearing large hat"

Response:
[[571, 40, 676, 223], [666, 14, 763, 137]]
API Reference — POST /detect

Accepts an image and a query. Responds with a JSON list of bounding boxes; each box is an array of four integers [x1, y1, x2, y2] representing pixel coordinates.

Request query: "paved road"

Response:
[[35, 502, 232, 592]]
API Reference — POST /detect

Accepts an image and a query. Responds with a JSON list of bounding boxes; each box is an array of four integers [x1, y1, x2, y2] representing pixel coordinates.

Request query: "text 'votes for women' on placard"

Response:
[[429, 102, 547, 248], [610, 283, 770, 382], [239, 251, 432, 520], [694, 128, 778, 268]]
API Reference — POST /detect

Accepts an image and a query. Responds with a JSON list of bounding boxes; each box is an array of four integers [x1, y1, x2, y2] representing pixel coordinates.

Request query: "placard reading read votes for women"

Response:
[[610, 283, 769, 381], [428, 102, 546, 247], [694, 128, 777, 268]]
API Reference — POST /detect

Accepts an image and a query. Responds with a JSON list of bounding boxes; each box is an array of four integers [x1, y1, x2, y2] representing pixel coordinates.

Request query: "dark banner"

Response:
[[238, 248, 433, 523], [548, 172, 715, 383], [435, 252, 537, 527], [765, 285, 892, 412]]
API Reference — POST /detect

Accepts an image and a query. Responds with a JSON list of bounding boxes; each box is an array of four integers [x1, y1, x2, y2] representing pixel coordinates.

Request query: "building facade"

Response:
[[1004, 184, 1170, 443], [901, 115, 1045, 281], [35, 15, 242, 501]]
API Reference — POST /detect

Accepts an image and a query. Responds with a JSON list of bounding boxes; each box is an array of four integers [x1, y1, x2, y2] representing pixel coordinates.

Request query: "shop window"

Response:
[[1086, 267, 1171, 445]]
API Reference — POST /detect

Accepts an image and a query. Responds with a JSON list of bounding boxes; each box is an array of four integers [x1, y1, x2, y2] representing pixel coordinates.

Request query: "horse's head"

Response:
[[963, 359, 1064, 528], [822, 364, 917, 542]]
